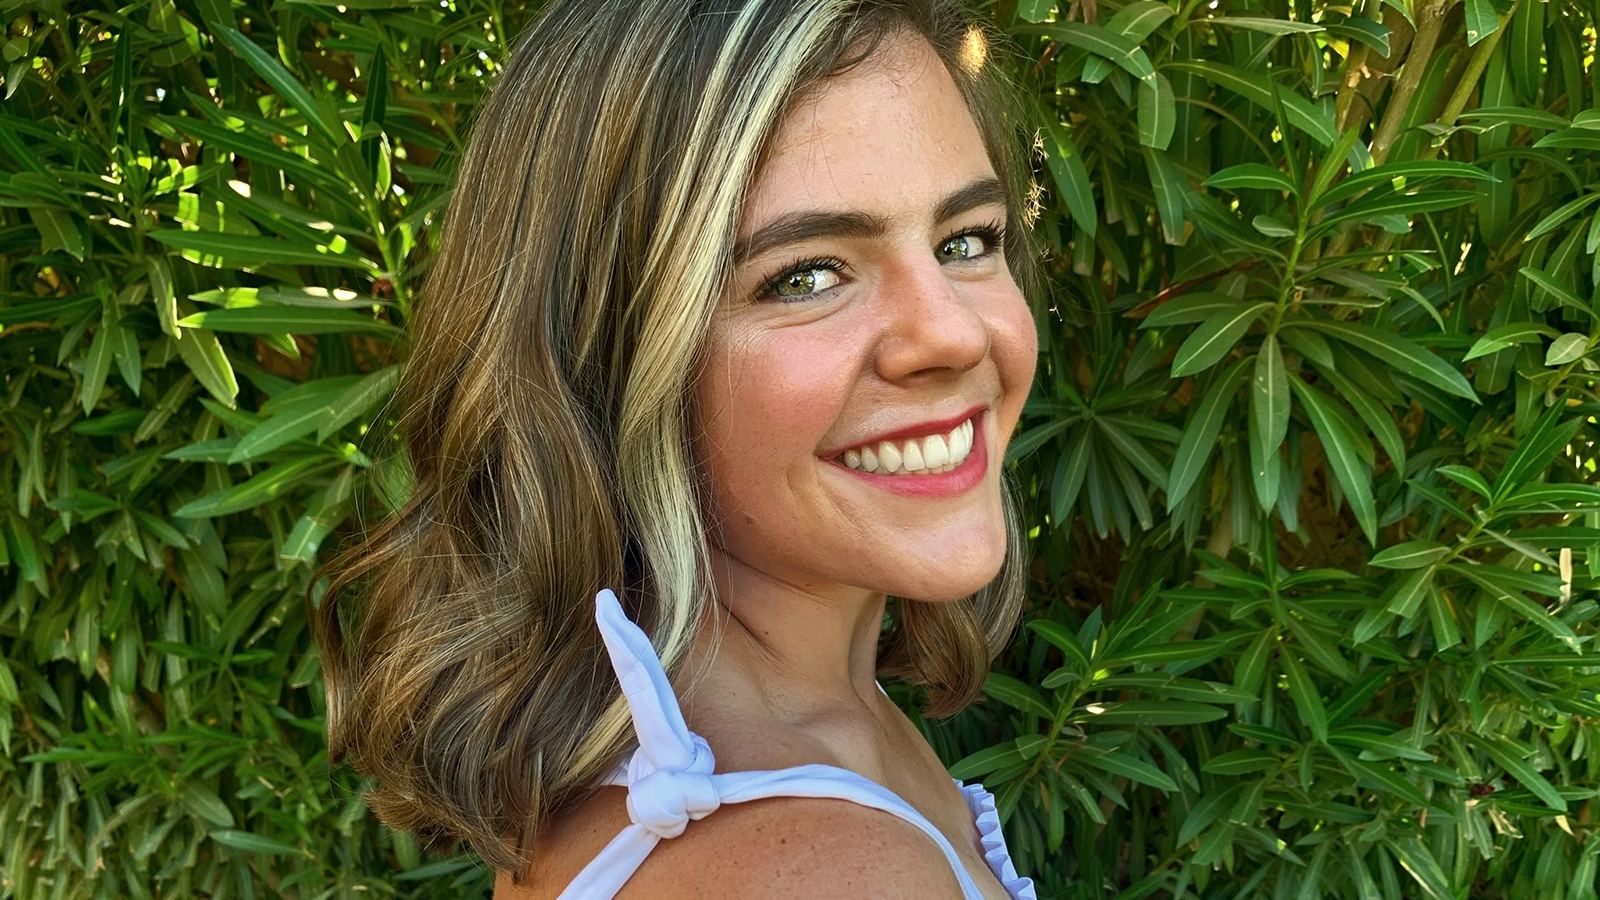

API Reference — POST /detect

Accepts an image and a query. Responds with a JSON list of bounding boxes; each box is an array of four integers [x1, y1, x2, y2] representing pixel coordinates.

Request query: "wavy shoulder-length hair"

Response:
[[316, 0, 1036, 871]]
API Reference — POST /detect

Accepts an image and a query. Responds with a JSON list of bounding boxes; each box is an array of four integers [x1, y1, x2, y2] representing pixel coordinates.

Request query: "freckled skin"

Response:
[[694, 38, 1037, 612]]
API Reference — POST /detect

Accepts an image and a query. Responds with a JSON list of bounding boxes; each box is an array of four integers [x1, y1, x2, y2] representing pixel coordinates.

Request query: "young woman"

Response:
[[317, 1, 1040, 897]]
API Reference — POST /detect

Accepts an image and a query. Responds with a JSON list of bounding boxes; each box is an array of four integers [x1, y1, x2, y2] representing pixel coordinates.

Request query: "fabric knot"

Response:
[[625, 734, 719, 839]]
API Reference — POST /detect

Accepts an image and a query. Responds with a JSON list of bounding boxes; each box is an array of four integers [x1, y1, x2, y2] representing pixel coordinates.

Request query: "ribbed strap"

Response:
[[554, 590, 1023, 900]]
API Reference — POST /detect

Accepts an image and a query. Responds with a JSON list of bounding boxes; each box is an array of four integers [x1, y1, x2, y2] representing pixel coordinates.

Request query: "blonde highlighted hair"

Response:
[[316, 0, 1035, 871]]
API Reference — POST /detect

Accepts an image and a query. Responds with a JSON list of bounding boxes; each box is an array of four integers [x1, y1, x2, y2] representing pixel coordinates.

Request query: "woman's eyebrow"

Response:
[[733, 176, 1007, 264]]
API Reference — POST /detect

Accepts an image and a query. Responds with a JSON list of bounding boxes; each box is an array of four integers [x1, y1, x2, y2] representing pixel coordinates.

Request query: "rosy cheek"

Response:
[[990, 292, 1038, 426]]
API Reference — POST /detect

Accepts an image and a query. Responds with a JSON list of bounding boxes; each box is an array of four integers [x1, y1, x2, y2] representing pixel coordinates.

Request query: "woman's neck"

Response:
[[681, 549, 890, 729]]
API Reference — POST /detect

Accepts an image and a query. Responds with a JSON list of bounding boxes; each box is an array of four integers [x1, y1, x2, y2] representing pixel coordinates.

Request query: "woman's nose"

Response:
[[873, 259, 991, 383]]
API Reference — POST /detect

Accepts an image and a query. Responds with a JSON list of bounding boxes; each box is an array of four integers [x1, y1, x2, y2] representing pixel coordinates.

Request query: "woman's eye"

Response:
[[768, 266, 842, 299], [937, 232, 990, 262]]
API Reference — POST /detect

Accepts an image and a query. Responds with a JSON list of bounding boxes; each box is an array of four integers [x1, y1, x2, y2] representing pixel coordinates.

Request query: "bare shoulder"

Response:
[[617, 796, 965, 900]]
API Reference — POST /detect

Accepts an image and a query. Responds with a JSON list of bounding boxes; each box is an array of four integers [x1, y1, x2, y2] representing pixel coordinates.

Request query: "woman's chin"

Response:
[[872, 541, 1007, 602]]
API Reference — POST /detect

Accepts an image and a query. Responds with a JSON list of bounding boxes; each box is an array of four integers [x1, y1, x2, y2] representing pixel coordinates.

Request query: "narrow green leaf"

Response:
[[1289, 319, 1476, 401], [1284, 617, 1355, 682], [1137, 73, 1176, 150], [1051, 427, 1092, 527], [80, 314, 114, 415], [1166, 61, 1337, 145], [1290, 379, 1377, 544], [1033, 22, 1156, 79], [1248, 334, 1289, 508], [111, 322, 141, 396], [1318, 367, 1405, 473], [178, 306, 398, 337], [228, 398, 340, 464], [1172, 304, 1271, 377], [1316, 160, 1495, 210], [1450, 564, 1578, 642], [1328, 729, 1433, 762], [149, 230, 375, 271], [1316, 190, 1479, 232], [1079, 750, 1180, 791], [1139, 292, 1241, 328], [1471, 735, 1567, 811], [1233, 627, 1276, 700], [1279, 650, 1328, 742], [1205, 163, 1296, 193], [949, 741, 1026, 781], [1339, 756, 1432, 808], [1043, 121, 1097, 238], [1017, 0, 1055, 23], [30, 206, 85, 260], [1425, 585, 1461, 649], [179, 784, 234, 827], [174, 327, 238, 408], [1076, 700, 1227, 725], [1205, 16, 1323, 34], [1525, 193, 1600, 241], [1168, 359, 1249, 510], [984, 672, 1053, 719], [1463, 0, 1500, 45], [1143, 146, 1188, 244], [1325, 19, 1391, 56], [1520, 267, 1595, 319], [317, 366, 401, 441], [1504, 483, 1600, 506], [1252, 215, 1296, 237], [1103, 1, 1175, 41], [1028, 619, 1092, 668], [172, 456, 332, 519], [1202, 749, 1279, 775], [214, 28, 344, 148], [211, 829, 303, 857], [1383, 565, 1436, 617], [1178, 784, 1247, 845], [1384, 837, 1454, 900], [1545, 333, 1588, 366], [1464, 321, 1559, 360], [1370, 541, 1449, 570], [1495, 407, 1586, 500]]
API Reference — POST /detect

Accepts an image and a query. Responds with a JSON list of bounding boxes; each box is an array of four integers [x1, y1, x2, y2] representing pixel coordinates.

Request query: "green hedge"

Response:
[[2, 0, 1598, 898]]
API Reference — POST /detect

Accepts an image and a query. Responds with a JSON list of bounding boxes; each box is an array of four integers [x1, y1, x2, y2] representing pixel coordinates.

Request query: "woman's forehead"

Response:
[[737, 36, 996, 238]]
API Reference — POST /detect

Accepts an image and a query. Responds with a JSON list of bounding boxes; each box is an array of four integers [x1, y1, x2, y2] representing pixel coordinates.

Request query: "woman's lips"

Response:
[[825, 410, 989, 497]]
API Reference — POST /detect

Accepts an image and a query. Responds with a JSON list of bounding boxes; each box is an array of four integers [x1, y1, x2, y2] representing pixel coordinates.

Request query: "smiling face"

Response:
[[692, 33, 1037, 606]]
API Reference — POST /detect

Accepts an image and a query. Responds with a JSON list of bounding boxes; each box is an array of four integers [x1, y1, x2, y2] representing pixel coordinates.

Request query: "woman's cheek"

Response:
[[989, 287, 1039, 438]]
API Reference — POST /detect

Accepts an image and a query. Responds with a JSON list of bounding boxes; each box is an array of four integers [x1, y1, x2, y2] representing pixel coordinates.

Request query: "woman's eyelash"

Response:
[[756, 257, 844, 300], [945, 221, 1006, 252], [752, 222, 1008, 301]]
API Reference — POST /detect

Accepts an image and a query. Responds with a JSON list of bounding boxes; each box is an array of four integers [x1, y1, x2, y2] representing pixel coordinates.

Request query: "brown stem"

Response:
[[1335, 43, 1372, 133], [1432, 15, 1507, 138], [1368, 0, 1451, 165]]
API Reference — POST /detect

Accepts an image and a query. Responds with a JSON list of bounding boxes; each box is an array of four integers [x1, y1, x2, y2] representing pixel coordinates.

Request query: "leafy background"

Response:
[[2, 0, 1598, 897]]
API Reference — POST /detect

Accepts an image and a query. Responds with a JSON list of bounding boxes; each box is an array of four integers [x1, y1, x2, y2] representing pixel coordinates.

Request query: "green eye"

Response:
[[938, 233, 989, 261], [768, 266, 841, 299]]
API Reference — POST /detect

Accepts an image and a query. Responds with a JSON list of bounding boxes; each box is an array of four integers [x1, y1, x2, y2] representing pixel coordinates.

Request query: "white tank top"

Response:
[[552, 590, 1036, 899]]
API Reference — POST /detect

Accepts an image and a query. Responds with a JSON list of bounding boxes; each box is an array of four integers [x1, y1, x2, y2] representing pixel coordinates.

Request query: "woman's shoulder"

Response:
[[497, 787, 965, 900]]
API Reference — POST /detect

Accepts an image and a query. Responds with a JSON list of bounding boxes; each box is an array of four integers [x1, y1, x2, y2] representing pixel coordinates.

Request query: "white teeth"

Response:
[[901, 440, 925, 471], [878, 442, 902, 473], [837, 415, 978, 476]]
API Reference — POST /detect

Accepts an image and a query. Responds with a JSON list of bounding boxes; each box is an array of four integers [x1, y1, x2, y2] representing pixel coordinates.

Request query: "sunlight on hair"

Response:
[[958, 25, 987, 74]]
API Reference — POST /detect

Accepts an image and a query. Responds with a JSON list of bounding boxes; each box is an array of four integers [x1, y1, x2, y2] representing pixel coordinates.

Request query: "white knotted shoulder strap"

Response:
[[593, 589, 720, 838], [552, 590, 992, 900]]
